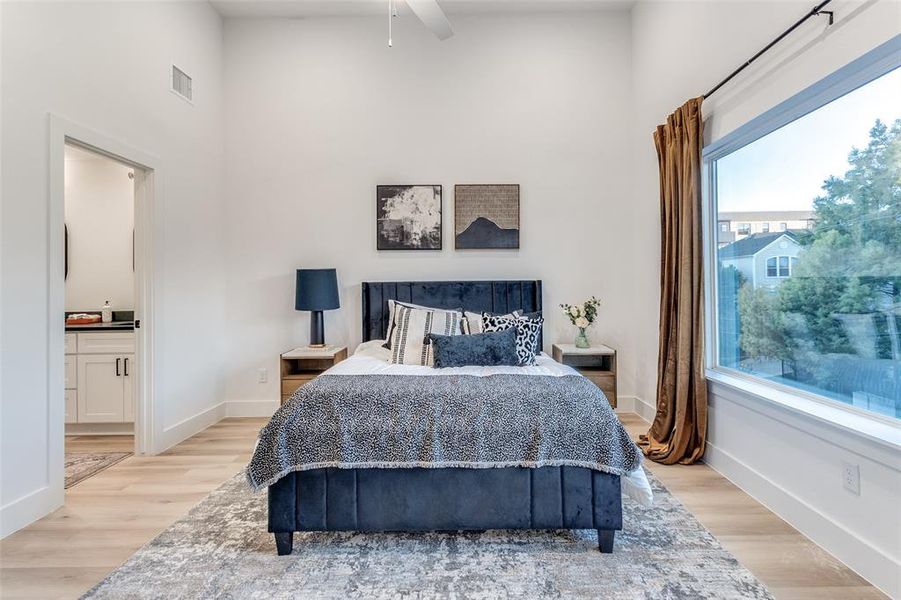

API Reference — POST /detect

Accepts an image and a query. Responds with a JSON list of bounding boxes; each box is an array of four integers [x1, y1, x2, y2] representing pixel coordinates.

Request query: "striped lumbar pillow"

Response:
[[388, 304, 464, 366]]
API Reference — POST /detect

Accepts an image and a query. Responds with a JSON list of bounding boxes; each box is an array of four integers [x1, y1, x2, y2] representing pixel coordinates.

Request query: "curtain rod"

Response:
[[703, 0, 835, 99]]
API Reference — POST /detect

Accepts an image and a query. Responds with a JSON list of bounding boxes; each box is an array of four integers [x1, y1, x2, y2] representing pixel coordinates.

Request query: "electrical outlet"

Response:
[[842, 462, 860, 495], [257, 368, 268, 384]]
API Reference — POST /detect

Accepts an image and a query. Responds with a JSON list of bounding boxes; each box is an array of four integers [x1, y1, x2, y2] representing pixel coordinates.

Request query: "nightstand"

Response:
[[552, 343, 617, 408], [279, 346, 347, 405]]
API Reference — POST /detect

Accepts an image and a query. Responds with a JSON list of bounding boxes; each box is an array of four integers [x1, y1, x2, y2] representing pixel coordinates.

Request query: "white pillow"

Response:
[[388, 304, 464, 366], [383, 299, 449, 349]]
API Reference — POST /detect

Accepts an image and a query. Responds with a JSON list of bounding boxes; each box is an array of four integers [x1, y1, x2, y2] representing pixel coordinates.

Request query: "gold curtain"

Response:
[[640, 97, 708, 465]]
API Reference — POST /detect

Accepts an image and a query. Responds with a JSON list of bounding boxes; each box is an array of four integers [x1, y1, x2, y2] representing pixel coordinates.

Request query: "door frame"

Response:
[[49, 114, 161, 467]]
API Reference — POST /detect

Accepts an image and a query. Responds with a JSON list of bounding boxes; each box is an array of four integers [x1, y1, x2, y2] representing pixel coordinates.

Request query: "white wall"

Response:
[[630, 1, 901, 595], [64, 148, 135, 311], [0, 1, 227, 537], [222, 12, 637, 414]]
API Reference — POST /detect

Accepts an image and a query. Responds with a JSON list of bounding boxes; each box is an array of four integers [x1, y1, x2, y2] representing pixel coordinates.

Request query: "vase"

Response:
[[575, 328, 590, 349]]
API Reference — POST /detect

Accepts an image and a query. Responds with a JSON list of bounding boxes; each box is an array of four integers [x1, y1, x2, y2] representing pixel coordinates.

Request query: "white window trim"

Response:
[[701, 35, 901, 430]]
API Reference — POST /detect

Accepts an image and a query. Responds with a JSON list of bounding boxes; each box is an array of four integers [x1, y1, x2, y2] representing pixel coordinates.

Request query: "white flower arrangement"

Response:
[[560, 296, 600, 331]]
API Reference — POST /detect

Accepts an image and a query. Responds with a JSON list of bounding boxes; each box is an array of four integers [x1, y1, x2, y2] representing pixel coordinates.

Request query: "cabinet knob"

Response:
[[116, 357, 121, 377]]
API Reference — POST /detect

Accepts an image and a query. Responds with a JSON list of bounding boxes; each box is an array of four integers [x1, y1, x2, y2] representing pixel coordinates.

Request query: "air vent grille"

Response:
[[171, 65, 193, 102]]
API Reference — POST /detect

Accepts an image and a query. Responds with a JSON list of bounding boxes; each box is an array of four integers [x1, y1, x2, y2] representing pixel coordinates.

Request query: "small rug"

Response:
[[65, 452, 132, 488], [83, 471, 773, 599]]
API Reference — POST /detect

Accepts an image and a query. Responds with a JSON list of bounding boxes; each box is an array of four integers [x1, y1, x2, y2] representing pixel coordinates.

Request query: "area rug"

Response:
[[65, 452, 132, 488], [83, 470, 773, 599]]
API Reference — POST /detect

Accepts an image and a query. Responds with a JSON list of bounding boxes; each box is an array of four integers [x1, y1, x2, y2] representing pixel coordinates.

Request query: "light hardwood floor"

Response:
[[619, 415, 886, 600], [0, 415, 886, 599], [1, 419, 267, 599]]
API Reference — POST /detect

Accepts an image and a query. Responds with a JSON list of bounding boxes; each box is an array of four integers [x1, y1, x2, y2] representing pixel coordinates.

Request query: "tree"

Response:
[[738, 286, 784, 360], [777, 119, 900, 362]]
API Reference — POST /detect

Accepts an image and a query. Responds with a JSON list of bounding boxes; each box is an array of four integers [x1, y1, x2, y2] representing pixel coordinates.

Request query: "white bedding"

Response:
[[318, 340, 653, 507], [330, 339, 578, 378]]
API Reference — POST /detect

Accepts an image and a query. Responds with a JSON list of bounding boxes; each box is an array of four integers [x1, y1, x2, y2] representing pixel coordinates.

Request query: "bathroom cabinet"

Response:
[[65, 332, 134, 424]]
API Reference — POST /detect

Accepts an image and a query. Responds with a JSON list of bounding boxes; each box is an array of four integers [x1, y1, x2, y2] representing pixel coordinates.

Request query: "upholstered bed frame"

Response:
[[267, 280, 622, 555]]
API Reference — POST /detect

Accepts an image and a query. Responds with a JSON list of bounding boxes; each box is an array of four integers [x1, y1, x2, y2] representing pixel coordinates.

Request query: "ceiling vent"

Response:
[[171, 65, 193, 103]]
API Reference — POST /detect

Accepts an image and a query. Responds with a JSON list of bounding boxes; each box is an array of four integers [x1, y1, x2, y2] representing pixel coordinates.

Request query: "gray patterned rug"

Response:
[[65, 452, 132, 488], [83, 470, 773, 599]]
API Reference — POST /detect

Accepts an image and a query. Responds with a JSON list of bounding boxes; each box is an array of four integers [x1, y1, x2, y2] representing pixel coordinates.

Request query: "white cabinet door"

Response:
[[77, 354, 126, 423], [123, 354, 135, 422], [65, 389, 77, 424]]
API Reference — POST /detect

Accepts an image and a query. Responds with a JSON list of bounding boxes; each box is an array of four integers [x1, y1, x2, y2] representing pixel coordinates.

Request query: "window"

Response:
[[719, 221, 730, 232], [761, 222, 770, 233], [765, 256, 793, 278], [706, 52, 900, 421]]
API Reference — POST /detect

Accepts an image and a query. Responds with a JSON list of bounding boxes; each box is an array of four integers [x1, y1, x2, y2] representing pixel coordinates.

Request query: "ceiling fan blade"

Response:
[[405, 0, 454, 41]]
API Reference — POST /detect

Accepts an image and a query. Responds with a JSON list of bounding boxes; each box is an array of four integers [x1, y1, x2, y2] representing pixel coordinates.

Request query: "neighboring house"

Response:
[[719, 231, 803, 289], [716, 210, 814, 247]]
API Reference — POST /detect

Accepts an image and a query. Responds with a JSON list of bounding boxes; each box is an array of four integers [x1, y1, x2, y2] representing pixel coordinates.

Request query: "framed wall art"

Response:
[[454, 184, 519, 249], [376, 185, 442, 250]]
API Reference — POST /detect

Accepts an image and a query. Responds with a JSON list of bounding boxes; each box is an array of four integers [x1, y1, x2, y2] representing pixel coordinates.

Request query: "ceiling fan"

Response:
[[388, 0, 453, 47]]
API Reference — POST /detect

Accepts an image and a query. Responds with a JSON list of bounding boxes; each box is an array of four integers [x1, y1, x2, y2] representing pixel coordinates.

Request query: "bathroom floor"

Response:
[[65, 435, 134, 488]]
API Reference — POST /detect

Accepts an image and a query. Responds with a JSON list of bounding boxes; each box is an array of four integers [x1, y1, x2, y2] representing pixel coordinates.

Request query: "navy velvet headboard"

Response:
[[361, 280, 543, 346]]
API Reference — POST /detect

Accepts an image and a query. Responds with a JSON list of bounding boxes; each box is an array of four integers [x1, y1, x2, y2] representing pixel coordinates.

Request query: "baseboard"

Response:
[[633, 396, 656, 422], [0, 484, 63, 539], [704, 440, 900, 598], [65, 422, 134, 436], [225, 399, 279, 418], [156, 401, 227, 454], [613, 395, 635, 414]]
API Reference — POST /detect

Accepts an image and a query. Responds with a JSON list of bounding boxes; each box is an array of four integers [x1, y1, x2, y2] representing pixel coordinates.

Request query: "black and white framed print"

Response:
[[376, 185, 442, 250], [454, 184, 520, 249]]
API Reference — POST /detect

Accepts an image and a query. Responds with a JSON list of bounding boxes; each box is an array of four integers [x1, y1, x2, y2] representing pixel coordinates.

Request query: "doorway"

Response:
[[63, 143, 137, 486], [49, 116, 159, 500]]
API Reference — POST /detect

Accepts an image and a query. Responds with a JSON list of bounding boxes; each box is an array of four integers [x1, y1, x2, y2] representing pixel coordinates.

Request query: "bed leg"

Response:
[[274, 532, 294, 556], [597, 529, 615, 553]]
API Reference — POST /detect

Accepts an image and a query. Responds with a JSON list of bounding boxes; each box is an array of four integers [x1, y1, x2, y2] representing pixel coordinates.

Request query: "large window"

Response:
[[706, 55, 899, 420]]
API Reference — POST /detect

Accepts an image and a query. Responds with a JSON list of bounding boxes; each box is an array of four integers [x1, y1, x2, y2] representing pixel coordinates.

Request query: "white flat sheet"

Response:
[[316, 340, 653, 507]]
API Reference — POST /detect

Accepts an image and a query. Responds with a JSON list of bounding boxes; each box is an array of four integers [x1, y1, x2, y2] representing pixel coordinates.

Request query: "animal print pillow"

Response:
[[461, 310, 520, 335], [481, 312, 543, 366]]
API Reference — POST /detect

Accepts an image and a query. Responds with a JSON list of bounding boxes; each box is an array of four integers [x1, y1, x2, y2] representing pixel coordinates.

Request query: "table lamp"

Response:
[[295, 268, 339, 348]]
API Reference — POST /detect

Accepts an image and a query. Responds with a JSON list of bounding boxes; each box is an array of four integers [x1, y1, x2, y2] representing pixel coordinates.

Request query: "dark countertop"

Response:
[[65, 321, 135, 332], [65, 310, 135, 332]]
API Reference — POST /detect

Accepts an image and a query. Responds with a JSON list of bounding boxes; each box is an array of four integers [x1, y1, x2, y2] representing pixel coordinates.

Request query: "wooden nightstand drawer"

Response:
[[281, 375, 317, 397], [552, 343, 617, 409], [583, 374, 616, 404], [583, 372, 615, 389], [280, 346, 347, 405]]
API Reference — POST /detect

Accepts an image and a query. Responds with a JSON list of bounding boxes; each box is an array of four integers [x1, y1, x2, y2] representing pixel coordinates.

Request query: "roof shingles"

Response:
[[718, 231, 799, 259]]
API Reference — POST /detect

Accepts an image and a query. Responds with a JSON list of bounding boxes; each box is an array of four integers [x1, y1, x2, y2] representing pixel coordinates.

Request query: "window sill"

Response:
[[705, 369, 901, 465]]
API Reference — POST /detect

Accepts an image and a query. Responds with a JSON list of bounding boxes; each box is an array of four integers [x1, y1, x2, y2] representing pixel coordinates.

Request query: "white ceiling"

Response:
[[209, 0, 634, 19]]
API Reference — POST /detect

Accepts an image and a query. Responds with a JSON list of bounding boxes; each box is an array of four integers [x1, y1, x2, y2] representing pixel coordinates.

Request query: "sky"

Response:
[[717, 67, 900, 213]]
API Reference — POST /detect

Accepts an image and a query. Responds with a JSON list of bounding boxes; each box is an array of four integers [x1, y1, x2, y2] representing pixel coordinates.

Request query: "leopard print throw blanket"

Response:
[[246, 374, 642, 491]]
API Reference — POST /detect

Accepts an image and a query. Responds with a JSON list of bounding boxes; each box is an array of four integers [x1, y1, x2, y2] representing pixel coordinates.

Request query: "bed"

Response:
[[247, 280, 650, 556]]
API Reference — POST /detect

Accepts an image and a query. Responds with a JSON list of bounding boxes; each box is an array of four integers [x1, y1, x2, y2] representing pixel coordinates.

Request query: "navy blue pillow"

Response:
[[428, 328, 519, 368]]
